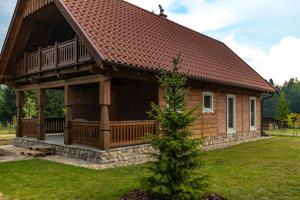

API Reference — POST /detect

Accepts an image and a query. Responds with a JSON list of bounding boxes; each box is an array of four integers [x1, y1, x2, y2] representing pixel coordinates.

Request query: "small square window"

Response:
[[202, 92, 213, 113]]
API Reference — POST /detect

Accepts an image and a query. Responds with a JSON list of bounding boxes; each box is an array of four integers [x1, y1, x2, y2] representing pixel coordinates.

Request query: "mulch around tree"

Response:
[[121, 189, 226, 200]]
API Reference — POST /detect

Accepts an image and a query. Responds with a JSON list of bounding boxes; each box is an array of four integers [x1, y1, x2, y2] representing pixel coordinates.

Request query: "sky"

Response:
[[1, 0, 300, 85]]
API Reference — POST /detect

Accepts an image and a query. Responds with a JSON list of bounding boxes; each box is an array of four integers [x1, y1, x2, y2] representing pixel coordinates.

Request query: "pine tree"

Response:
[[275, 92, 290, 121], [145, 55, 208, 200]]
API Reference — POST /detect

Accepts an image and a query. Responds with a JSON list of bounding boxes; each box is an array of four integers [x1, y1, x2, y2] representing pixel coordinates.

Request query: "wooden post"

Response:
[[16, 91, 24, 138], [23, 52, 27, 74], [37, 88, 46, 140], [54, 42, 58, 68], [74, 36, 78, 64], [38, 47, 42, 72], [64, 85, 73, 145], [99, 79, 111, 150]]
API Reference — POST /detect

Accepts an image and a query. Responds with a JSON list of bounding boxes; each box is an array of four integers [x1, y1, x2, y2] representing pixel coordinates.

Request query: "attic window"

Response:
[[202, 92, 214, 113]]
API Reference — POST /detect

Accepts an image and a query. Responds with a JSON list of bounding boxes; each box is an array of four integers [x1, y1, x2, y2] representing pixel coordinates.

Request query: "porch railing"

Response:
[[20, 119, 158, 149], [110, 120, 157, 148], [45, 118, 65, 133], [20, 118, 38, 138], [20, 118, 65, 137], [70, 120, 158, 148], [70, 120, 100, 147], [17, 37, 92, 76]]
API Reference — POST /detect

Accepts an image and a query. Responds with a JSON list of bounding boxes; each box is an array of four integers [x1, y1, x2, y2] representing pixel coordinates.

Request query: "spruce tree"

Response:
[[275, 92, 290, 121], [145, 56, 208, 200]]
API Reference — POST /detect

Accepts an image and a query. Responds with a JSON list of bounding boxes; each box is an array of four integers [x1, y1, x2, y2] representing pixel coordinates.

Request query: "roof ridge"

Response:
[[121, 0, 224, 45]]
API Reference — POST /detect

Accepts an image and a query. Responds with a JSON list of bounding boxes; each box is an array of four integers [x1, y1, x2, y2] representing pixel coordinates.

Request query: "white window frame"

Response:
[[227, 94, 236, 135], [202, 91, 214, 113], [249, 97, 257, 131]]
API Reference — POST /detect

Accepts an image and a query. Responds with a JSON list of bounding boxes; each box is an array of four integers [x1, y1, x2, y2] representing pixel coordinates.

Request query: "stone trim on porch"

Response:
[[13, 132, 264, 165]]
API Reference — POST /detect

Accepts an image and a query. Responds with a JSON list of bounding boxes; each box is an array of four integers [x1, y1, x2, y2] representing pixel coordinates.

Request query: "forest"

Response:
[[0, 85, 64, 126], [263, 78, 300, 120]]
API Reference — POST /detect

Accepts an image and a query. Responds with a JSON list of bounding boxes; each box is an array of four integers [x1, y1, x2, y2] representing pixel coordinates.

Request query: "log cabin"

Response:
[[0, 0, 276, 152]]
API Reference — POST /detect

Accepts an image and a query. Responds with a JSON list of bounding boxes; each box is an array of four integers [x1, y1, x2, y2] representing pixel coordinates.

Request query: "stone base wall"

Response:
[[13, 138, 153, 164], [13, 132, 261, 164], [203, 131, 261, 151]]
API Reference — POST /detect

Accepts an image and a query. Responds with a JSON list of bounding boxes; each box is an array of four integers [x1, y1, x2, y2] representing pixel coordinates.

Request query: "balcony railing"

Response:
[[16, 37, 93, 76]]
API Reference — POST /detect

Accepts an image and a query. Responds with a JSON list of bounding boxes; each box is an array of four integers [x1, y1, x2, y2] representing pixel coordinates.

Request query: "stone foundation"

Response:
[[13, 132, 261, 164], [13, 138, 153, 164], [202, 131, 261, 151]]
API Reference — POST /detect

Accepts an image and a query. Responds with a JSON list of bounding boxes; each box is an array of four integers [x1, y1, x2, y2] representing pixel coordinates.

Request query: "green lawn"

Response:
[[266, 128, 300, 136], [0, 129, 15, 135], [0, 136, 300, 200]]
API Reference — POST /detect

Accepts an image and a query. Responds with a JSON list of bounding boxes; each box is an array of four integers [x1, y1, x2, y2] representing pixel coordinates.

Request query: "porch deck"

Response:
[[20, 134, 105, 152]]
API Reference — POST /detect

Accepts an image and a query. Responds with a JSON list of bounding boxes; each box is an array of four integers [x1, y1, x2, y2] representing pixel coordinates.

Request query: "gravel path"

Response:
[[0, 145, 29, 163]]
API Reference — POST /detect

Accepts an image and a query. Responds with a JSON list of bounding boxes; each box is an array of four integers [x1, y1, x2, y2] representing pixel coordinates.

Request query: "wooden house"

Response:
[[0, 0, 276, 151]]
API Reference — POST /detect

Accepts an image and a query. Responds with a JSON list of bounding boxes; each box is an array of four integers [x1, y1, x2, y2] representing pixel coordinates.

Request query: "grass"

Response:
[[0, 136, 300, 200], [266, 128, 300, 136], [0, 129, 15, 135]]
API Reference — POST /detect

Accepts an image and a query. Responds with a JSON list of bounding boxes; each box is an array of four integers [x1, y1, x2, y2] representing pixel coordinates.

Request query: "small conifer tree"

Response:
[[145, 55, 208, 200]]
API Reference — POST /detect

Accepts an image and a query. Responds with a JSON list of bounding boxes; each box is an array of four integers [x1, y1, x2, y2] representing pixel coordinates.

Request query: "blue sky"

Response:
[[1, 0, 300, 84]]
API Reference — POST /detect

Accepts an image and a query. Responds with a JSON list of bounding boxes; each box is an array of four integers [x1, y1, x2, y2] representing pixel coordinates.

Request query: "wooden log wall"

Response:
[[111, 79, 158, 121], [24, 0, 54, 17], [159, 82, 262, 138]]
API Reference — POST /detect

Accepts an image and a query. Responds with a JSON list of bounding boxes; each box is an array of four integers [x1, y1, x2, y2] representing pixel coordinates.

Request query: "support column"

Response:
[[99, 79, 111, 150], [64, 85, 73, 145], [37, 88, 46, 140], [16, 91, 24, 138]]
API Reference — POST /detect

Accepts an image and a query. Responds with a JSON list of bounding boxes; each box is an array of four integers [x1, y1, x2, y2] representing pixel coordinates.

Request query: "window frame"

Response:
[[202, 91, 214, 113], [249, 97, 257, 131], [227, 94, 236, 135]]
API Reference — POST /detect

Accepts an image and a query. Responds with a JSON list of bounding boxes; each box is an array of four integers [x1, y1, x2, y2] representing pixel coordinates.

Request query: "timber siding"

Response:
[[159, 82, 261, 137]]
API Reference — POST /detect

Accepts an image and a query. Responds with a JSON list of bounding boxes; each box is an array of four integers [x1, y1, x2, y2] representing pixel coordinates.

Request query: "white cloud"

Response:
[[125, 0, 300, 32], [223, 35, 300, 85]]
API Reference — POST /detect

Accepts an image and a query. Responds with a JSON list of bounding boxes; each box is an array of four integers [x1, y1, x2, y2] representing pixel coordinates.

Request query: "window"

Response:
[[249, 97, 256, 131], [202, 92, 213, 113], [227, 94, 236, 134]]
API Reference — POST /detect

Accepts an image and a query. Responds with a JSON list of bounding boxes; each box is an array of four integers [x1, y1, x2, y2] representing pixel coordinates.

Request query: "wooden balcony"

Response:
[[16, 37, 93, 76]]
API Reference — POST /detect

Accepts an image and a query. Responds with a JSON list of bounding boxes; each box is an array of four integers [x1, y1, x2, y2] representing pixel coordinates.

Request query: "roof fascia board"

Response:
[[0, 0, 26, 81]]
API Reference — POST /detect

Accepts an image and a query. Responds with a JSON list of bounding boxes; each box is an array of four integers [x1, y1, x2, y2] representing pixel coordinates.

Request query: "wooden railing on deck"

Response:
[[18, 37, 92, 76], [20, 118, 37, 138], [70, 120, 157, 148], [45, 118, 65, 133], [110, 120, 157, 148], [70, 121, 100, 147]]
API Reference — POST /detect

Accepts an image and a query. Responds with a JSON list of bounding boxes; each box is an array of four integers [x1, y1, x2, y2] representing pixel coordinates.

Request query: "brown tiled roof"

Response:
[[60, 0, 275, 92]]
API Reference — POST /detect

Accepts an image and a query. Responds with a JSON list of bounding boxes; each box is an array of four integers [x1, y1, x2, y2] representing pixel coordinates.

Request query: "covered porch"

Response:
[[15, 75, 159, 150]]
